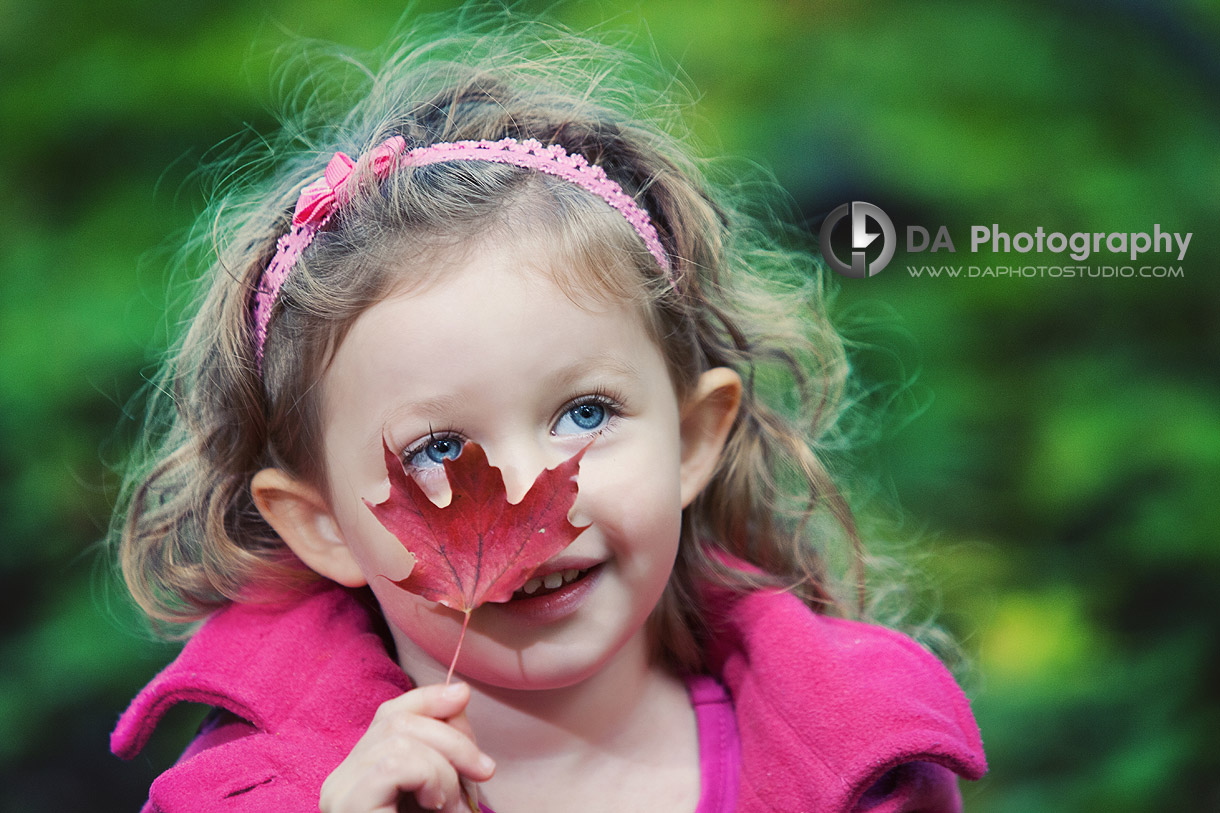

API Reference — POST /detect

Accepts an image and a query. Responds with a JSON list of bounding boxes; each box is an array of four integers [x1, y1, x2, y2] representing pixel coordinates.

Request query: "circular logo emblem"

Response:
[[819, 201, 896, 278]]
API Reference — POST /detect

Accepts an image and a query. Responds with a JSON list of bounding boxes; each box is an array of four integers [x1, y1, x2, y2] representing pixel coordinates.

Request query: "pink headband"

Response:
[[250, 136, 672, 369]]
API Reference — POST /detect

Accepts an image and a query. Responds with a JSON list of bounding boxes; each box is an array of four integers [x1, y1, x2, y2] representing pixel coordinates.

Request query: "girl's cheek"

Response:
[[343, 512, 415, 583], [411, 470, 454, 507], [372, 543, 416, 584], [567, 489, 592, 528], [371, 583, 469, 666], [371, 580, 425, 625]]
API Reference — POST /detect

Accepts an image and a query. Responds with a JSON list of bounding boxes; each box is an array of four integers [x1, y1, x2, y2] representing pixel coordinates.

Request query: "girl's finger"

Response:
[[409, 757, 485, 813], [375, 682, 472, 722], [320, 684, 492, 812], [369, 684, 494, 782], [410, 746, 463, 812], [444, 705, 476, 742], [322, 742, 459, 813], [389, 715, 495, 782]]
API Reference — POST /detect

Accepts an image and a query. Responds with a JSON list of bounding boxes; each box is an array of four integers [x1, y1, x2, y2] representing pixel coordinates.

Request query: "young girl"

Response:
[[111, 19, 985, 813]]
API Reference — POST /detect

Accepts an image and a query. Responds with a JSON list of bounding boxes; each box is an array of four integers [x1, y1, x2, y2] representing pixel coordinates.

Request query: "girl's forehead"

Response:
[[382, 223, 656, 314], [319, 242, 672, 430]]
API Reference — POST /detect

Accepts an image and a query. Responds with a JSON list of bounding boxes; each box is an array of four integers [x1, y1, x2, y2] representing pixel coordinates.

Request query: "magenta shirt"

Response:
[[475, 673, 739, 813], [687, 674, 740, 813]]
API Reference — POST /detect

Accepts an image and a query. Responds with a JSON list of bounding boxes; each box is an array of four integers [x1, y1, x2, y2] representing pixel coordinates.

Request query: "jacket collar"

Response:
[[114, 582, 985, 810], [703, 583, 986, 809], [112, 586, 408, 760]]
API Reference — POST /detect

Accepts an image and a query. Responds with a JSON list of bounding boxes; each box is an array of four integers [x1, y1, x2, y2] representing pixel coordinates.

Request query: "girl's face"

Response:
[[308, 239, 726, 690]]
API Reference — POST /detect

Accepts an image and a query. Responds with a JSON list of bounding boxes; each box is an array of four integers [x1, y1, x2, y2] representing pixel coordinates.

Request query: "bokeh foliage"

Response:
[[2, 1, 1217, 810]]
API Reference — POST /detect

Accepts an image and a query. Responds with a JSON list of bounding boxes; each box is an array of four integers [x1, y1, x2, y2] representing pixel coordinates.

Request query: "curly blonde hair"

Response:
[[114, 14, 865, 674]]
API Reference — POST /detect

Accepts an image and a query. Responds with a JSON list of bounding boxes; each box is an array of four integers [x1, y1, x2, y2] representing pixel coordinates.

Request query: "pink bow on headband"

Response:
[[292, 136, 408, 227]]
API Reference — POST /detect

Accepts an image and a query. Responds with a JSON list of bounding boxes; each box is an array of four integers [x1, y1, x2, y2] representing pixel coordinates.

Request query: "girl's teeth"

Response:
[[514, 567, 591, 599]]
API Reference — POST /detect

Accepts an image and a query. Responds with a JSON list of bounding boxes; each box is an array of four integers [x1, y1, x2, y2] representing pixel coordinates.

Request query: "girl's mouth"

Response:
[[495, 562, 605, 623], [511, 565, 594, 600]]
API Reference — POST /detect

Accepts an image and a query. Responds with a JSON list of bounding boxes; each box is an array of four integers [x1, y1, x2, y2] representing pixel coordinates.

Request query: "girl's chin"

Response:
[[383, 613, 611, 690], [457, 650, 612, 692], [450, 632, 629, 692]]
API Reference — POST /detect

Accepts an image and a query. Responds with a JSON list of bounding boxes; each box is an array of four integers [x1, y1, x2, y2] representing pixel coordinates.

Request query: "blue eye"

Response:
[[405, 435, 463, 469], [554, 399, 612, 435]]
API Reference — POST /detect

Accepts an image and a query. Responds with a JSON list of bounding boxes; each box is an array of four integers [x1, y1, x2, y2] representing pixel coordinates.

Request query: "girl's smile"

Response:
[[496, 560, 606, 624]]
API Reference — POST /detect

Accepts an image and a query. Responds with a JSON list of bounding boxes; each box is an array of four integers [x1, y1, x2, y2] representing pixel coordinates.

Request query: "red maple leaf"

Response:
[[365, 440, 590, 682]]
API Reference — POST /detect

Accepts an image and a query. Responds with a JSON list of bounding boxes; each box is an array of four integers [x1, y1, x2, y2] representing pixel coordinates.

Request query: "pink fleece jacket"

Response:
[[113, 584, 986, 811]]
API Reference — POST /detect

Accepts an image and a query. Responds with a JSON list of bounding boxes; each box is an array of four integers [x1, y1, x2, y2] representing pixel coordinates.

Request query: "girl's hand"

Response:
[[319, 682, 496, 813]]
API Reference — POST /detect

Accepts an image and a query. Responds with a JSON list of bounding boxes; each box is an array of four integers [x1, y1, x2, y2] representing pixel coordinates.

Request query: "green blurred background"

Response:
[[2, 1, 1217, 810]]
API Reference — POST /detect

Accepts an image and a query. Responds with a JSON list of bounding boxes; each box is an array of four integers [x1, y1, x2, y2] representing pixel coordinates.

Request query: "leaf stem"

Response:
[[446, 610, 472, 685]]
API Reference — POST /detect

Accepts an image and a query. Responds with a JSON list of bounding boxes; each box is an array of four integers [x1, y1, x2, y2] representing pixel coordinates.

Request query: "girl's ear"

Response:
[[678, 367, 743, 507], [250, 469, 367, 588]]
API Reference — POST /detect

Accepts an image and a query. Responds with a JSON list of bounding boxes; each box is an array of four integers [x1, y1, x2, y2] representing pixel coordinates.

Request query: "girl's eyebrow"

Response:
[[376, 392, 467, 441], [550, 353, 642, 391], [375, 354, 642, 438]]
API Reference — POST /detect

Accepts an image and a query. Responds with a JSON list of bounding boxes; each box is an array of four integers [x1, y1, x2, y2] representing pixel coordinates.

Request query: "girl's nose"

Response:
[[484, 443, 550, 504]]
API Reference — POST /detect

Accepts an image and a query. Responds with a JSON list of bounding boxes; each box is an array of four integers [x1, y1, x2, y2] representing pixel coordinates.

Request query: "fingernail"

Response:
[[479, 753, 496, 774], [442, 682, 466, 699]]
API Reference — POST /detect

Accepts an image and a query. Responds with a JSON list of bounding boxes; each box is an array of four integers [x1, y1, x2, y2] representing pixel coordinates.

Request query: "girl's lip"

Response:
[[492, 562, 605, 624]]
